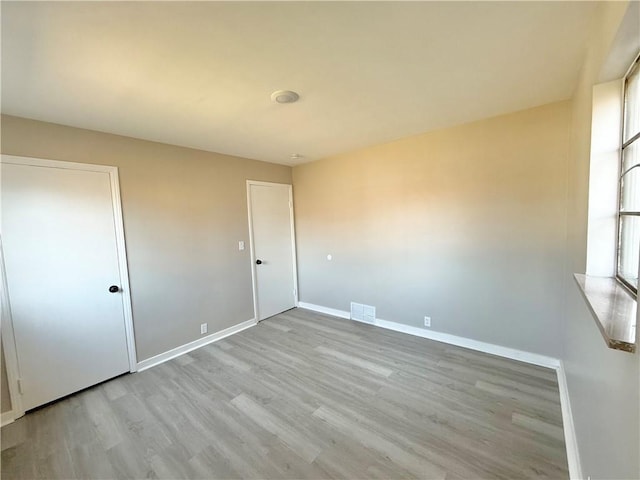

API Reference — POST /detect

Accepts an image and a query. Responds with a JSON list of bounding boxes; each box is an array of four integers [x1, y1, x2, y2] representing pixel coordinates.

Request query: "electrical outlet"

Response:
[[424, 316, 431, 327], [200, 323, 208, 335], [238, 241, 245, 251]]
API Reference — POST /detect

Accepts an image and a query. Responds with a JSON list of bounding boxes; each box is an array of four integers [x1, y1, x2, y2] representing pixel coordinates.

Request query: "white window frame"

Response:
[[616, 53, 640, 294]]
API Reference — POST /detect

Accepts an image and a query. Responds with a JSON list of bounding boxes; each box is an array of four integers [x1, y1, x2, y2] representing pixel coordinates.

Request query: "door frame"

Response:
[[1, 155, 138, 420], [246, 180, 299, 322], [1, 236, 24, 422]]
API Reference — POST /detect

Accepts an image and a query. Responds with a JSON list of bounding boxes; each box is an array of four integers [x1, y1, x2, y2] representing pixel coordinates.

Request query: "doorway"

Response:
[[247, 181, 298, 321]]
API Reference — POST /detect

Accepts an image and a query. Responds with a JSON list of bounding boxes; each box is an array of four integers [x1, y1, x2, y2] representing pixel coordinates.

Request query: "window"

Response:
[[617, 54, 640, 293]]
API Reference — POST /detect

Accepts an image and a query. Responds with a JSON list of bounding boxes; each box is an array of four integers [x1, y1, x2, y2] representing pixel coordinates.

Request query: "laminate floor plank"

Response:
[[443, 348, 558, 383], [1, 308, 569, 479]]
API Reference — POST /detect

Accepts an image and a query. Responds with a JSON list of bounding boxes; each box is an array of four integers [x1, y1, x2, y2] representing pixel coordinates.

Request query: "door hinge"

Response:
[[17, 378, 23, 395], [293, 288, 297, 297]]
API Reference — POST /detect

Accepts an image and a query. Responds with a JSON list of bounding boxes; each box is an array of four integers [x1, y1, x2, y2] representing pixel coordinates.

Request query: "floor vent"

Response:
[[350, 302, 376, 324]]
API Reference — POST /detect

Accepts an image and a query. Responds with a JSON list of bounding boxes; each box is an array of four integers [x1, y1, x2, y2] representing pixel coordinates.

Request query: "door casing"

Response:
[[246, 180, 299, 321]]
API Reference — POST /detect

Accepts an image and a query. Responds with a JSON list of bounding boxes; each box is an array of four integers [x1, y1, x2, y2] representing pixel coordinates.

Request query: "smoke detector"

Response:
[[271, 90, 299, 104]]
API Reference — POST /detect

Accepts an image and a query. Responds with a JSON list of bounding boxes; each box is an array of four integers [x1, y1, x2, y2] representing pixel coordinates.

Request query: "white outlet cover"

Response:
[[238, 241, 245, 251]]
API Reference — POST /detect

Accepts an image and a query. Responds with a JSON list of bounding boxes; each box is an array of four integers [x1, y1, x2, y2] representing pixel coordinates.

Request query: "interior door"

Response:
[[248, 182, 297, 320], [2, 159, 133, 411]]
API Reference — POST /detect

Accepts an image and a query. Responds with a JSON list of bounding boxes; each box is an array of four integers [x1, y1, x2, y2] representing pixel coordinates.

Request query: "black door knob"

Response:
[[108, 285, 120, 293], [256, 259, 263, 265]]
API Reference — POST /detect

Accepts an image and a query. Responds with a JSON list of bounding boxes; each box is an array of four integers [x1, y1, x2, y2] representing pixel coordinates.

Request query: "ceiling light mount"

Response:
[[271, 90, 299, 104]]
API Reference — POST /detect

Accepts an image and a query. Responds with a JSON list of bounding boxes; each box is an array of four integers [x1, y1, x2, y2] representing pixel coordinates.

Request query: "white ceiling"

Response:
[[2, 1, 598, 166]]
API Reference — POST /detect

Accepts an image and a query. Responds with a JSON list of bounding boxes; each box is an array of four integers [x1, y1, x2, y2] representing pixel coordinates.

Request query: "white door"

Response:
[[248, 182, 297, 320], [1, 157, 135, 411]]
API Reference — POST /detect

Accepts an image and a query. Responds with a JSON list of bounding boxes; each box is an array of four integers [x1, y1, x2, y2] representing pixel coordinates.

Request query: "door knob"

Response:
[[108, 285, 120, 293], [256, 259, 263, 265]]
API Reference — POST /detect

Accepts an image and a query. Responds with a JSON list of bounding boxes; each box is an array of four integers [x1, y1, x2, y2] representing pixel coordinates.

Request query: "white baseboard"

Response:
[[299, 302, 350, 320], [136, 318, 257, 372], [298, 302, 560, 369], [1, 410, 15, 427], [556, 361, 583, 480]]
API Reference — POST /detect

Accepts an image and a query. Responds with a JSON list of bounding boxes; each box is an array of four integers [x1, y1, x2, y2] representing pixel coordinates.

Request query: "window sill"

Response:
[[573, 274, 637, 353]]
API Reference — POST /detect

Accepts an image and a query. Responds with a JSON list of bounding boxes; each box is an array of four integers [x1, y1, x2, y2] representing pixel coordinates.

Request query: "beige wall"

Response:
[[293, 101, 570, 358], [1, 114, 291, 364], [562, 2, 639, 478]]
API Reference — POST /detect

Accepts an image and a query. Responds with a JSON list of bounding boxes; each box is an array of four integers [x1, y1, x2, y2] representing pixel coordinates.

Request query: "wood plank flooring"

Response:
[[1, 308, 569, 479]]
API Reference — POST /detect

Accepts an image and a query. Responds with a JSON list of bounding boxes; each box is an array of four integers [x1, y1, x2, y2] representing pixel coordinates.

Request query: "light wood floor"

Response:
[[1, 308, 568, 479]]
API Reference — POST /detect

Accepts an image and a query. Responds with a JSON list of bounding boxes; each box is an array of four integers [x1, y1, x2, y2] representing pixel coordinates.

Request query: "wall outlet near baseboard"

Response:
[[424, 316, 431, 327], [200, 323, 208, 335]]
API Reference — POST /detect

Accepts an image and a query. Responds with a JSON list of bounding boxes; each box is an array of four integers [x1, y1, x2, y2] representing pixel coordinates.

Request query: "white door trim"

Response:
[[0, 155, 138, 416], [1, 237, 25, 420], [246, 180, 299, 322]]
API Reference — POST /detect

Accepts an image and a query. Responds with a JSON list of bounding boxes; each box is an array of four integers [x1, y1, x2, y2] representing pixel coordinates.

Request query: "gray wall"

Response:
[[562, 2, 639, 478], [293, 101, 570, 358], [1, 114, 292, 363]]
